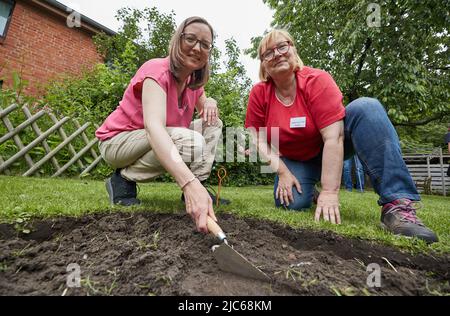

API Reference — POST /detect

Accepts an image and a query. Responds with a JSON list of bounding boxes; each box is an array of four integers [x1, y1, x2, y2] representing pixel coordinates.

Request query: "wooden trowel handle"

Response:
[[207, 216, 227, 242]]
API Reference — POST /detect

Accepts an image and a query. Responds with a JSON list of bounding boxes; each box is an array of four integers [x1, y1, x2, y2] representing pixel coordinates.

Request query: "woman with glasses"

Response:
[[96, 17, 228, 234], [245, 29, 438, 243]]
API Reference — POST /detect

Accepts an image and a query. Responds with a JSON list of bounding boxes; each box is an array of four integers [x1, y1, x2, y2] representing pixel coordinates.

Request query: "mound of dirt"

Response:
[[0, 212, 448, 296]]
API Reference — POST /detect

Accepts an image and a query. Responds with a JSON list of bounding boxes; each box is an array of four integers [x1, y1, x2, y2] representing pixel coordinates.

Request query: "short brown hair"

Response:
[[258, 29, 304, 82], [169, 17, 214, 90]]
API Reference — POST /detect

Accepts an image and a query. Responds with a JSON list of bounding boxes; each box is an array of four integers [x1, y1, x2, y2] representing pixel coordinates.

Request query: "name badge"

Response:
[[290, 117, 306, 128]]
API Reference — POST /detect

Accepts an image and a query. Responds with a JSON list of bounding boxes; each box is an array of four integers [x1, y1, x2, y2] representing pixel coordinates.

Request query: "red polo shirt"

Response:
[[245, 67, 345, 161]]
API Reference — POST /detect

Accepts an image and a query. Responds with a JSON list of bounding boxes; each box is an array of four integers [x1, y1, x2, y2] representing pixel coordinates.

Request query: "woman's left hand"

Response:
[[199, 98, 219, 126], [314, 190, 341, 224]]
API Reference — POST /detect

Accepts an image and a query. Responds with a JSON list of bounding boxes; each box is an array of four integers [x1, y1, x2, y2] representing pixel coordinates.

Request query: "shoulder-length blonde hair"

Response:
[[169, 16, 214, 90], [258, 29, 304, 82]]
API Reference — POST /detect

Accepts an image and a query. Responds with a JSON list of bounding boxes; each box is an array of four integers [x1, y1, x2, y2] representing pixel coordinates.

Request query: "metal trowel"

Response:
[[207, 216, 270, 282]]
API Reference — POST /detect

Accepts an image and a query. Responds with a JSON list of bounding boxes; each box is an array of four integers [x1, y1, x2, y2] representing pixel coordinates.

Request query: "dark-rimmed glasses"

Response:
[[261, 41, 291, 61], [181, 33, 213, 52]]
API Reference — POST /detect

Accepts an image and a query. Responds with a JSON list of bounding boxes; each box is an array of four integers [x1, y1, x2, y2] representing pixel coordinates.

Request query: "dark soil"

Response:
[[0, 212, 448, 296]]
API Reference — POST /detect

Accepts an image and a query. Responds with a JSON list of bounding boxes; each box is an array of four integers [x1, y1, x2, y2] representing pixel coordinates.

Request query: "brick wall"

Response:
[[0, 0, 104, 95]]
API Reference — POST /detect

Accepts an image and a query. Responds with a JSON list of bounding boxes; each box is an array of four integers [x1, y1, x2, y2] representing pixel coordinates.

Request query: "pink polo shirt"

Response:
[[96, 57, 204, 141]]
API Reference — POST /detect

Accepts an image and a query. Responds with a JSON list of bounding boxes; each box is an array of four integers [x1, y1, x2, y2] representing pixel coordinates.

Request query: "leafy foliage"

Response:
[[205, 39, 274, 186], [43, 7, 177, 124], [94, 7, 176, 69], [0, 73, 34, 175], [397, 123, 448, 152], [0, 71, 111, 178], [249, 0, 449, 126], [206, 38, 252, 128]]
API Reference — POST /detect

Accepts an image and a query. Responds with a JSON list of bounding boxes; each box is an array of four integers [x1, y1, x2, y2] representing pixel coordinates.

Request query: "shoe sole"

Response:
[[105, 178, 115, 205], [379, 222, 438, 244], [379, 222, 412, 239]]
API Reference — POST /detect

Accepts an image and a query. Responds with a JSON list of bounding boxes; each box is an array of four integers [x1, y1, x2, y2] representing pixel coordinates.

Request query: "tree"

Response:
[[249, 0, 449, 126], [94, 7, 176, 73], [206, 38, 252, 127], [42, 7, 177, 121]]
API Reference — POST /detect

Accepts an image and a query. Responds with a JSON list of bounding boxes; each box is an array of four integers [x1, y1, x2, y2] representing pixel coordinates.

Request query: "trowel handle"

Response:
[[207, 216, 227, 242]]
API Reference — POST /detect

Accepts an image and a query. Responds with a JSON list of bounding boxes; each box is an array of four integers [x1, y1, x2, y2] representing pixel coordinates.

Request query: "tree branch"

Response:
[[393, 111, 450, 127], [347, 37, 372, 101], [426, 65, 450, 71]]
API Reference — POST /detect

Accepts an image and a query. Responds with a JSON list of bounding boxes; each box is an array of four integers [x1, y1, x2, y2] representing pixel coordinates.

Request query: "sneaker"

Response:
[[381, 199, 438, 244], [105, 169, 141, 206], [181, 183, 231, 206]]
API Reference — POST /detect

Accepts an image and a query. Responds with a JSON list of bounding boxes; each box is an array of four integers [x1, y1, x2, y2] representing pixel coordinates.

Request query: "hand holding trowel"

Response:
[[207, 216, 270, 282]]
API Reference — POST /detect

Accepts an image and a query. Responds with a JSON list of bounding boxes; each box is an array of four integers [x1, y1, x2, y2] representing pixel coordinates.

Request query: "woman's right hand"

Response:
[[276, 169, 302, 206], [183, 179, 217, 233]]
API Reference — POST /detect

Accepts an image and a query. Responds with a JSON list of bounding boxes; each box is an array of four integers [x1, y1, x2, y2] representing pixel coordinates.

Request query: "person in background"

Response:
[[244, 29, 438, 243], [96, 17, 229, 234], [343, 155, 365, 192]]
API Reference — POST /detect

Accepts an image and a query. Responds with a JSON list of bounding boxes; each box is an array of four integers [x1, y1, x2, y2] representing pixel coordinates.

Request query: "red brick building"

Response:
[[0, 0, 115, 95]]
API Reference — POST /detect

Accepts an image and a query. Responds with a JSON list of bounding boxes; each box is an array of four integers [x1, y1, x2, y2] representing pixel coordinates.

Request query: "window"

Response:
[[0, 0, 15, 41]]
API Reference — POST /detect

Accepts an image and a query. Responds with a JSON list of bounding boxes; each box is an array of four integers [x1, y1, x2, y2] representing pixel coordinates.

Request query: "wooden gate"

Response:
[[404, 148, 449, 196]]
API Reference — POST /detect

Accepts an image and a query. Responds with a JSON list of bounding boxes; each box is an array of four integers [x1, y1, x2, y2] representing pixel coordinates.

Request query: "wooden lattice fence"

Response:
[[0, 104, 103, 177]]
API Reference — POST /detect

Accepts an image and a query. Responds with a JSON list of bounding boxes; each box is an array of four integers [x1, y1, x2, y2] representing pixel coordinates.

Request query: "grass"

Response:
[[0, 175, 449, 254]]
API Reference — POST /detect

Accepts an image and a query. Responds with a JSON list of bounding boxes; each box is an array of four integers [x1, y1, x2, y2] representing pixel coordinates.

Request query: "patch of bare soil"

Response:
[[0, 212, 448, 296]]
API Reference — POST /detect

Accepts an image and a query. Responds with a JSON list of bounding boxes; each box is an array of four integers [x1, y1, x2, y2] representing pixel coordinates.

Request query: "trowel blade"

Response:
[[212, 243, 270, 282]]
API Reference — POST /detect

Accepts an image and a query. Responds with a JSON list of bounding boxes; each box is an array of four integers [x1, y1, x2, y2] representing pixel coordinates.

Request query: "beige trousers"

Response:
[[99, 119, 223, 183]]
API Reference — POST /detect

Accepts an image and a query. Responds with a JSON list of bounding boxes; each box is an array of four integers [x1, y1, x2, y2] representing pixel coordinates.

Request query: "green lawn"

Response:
[[0, 176, 449, 254]]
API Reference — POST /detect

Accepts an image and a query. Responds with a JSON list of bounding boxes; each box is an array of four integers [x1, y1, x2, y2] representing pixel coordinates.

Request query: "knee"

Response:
[[203, 118, 223, 148], [346, 97, 385, 117], [288, 198, 313, 211], [190, 131, 206, 159], [172, 129, 205, 161]]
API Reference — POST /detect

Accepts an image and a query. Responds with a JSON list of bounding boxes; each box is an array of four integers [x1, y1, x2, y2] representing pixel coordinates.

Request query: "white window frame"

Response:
[[0, 0, 15, 42]]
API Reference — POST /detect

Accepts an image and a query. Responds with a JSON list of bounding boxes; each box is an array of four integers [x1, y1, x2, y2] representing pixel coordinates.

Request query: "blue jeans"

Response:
[[274, 97, 420, 210], [343, 155, 364, 192]]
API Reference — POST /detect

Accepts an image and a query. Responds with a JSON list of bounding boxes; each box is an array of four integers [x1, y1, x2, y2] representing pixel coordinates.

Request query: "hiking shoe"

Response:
[[105, 169, 141, 206], [181, 183, 231, 206], [381, 199, 438, 244]]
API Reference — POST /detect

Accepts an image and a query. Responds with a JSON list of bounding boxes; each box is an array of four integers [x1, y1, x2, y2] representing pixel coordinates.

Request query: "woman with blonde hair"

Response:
[[96, 17, 229, 234], [245, 29, 438, 243]]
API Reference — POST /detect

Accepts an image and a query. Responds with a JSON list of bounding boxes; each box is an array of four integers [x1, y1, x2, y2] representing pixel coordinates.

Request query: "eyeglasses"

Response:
[[181, 33, 213, 52], [261, 41, 291, 61]]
